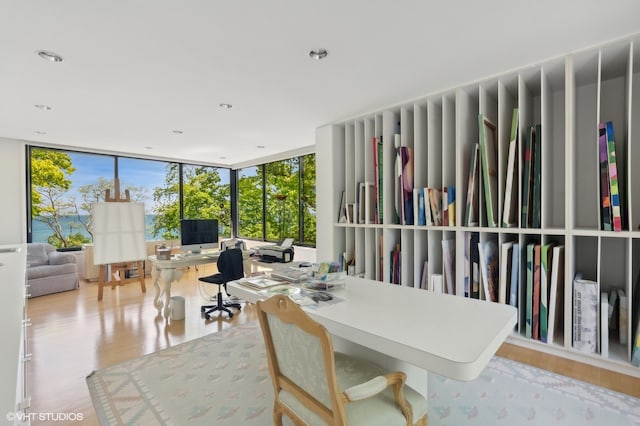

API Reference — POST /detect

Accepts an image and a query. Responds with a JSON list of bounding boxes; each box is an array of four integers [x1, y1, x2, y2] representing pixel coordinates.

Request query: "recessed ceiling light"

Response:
[[219, 103, 233, 109], [34, 131, 46, 135], [37, 50, 64, 62], [309, 49, 328, 60], [144, 146, 153, 150], [219, 156, 227, 160], [172, 130, 183, 134], [257, 145, 265, 149], [35, 104, 52, 111]]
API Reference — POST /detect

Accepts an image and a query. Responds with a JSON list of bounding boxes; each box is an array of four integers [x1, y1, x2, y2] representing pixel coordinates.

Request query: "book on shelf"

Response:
[[413, 189, 420, 227], [338, 190, 347, 223], [572, 275, 598, 354], [447, 185, 456, 226], [525, 243, 535, 338], [605, 121, 623, 231], [532, 244, 541, 340], [531, 124, 542, 228], [372, 136, 384, 224], [499, 241, 514, 304], [632, 269, 640, 366], [442, 187, 449, 226], [464, 143, 480, 226], [478, 240, 498, 303], [478, 114, 498, 227], [420, 260, 429, 290], [598, 123, 613, 231], [401, 146, 414, 225], [430, 273, 443, 293], [521, 126, 535, 228], [376, 232, 383, 282], [617, 288, 628, 345], [470, 232, 480, 299], [415, 188, 426, 226], [632, 320, 640, 367], [390, 243, 401, 285], [359, 182, 375, 224], [601, 291, 609, 357], [502, 108, 519, 227], [345, 203, 355, 224], [540, 243, 554, 342], [609, 287, 619, 336], [428, 188, 442, 226], [357, 181, 364, 224], [442, 238, 455, 295], [423, 187, 433, 225], [394, 134, 402, 224], [509, 243, 519, 307], [464, 232, 471, 297], [547, 245, 564, 344]]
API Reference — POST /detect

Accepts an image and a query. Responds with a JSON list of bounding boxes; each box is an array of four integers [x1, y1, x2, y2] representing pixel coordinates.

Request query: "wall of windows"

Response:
[[237, 154, 316, 246], [28, 146, 315, 247], [237, 166, 263, 240]]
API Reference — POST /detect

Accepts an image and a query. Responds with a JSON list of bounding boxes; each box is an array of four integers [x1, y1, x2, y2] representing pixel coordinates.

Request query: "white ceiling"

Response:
[[2, 1, 640, 169]]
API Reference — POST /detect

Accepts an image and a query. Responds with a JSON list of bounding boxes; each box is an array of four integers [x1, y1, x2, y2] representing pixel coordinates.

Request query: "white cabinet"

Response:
[[0, 244, 29, 425], [316, 34, 640, 378]]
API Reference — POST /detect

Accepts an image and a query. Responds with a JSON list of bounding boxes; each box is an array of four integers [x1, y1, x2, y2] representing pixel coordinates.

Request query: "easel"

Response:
[[97, 178, 147, 301]]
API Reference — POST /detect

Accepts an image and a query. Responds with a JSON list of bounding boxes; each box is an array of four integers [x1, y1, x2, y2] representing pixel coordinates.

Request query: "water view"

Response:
[[32, 215, 166, 243]]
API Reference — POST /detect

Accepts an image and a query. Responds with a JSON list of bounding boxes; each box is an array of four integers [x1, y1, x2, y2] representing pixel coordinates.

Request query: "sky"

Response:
[[67, 152, 229, 214]]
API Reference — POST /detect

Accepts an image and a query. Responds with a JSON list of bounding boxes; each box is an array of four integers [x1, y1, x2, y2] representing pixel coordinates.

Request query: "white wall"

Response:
[[315, 125, 344, 261], [0, 138, 26, 244]]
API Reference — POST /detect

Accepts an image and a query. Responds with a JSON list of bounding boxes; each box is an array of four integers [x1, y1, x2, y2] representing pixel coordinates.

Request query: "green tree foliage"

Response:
[[30, 148, 86, 247], [237, 155, 316, 245], [266, 159, 300, 241], [152, 164, 230, 240], [237, 167, 263, 239], [301, 154, 316, 244]]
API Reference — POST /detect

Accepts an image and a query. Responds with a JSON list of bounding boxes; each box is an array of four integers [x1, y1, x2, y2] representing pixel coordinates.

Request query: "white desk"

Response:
[[149, 252, 298, 318], [228, 276, 517, 393], [149, 253, 221, 317]]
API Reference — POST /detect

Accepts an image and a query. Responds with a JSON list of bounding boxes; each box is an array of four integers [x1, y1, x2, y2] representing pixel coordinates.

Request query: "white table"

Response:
[[149, 252, 298, 318], [228, 276, 517, 395]]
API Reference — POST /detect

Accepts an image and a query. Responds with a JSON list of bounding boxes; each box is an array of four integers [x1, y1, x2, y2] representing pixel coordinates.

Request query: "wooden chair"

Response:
[[256, 294, 428, 426]]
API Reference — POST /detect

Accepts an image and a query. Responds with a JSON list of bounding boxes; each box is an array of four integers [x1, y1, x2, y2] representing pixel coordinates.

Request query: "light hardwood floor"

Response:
[[27, 269, 640, 425]]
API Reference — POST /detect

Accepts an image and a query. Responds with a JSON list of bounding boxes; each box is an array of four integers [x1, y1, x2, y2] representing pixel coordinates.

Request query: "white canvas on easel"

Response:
[[92, 201, 146, 265], [92, 201, 147, 301]]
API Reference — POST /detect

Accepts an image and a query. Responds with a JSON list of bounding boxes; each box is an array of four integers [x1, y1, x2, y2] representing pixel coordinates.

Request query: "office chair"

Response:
[[257, 294, 428, 426], [199, 247, 244, 319]]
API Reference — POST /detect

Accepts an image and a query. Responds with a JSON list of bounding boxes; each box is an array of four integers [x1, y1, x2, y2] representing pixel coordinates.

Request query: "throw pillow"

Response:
[[27, 244, 49, 266]]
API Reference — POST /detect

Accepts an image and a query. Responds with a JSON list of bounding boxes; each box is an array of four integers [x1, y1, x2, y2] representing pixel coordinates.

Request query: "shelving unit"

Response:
[[316, 34, 640, 378]]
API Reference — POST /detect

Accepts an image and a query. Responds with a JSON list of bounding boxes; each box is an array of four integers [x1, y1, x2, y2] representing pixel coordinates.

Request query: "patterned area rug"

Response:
[[87, 324, 640, 425]]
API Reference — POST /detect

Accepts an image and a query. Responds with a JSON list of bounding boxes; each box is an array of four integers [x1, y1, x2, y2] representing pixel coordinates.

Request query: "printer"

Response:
[[257, 238, 295, 263]]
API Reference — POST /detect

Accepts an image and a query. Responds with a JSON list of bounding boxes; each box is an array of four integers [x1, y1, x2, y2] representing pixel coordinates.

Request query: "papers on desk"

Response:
[[251, 283, 343, 309], [238, 277, 283, 290], [294, 290, 343, 310], [269, 267, 311, 283], [263, 284, 301, 296]]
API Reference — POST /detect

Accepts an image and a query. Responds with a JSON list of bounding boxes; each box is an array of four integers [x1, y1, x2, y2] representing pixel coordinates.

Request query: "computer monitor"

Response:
[[180, 219, 219, 254]]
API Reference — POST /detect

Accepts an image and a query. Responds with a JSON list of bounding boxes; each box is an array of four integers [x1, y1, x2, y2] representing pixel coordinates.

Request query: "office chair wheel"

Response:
[[200, 306, 206, 313]]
